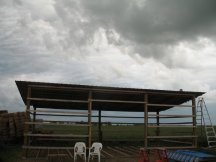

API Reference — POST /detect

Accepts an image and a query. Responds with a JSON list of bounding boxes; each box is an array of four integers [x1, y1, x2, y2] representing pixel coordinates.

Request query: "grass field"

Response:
[[0, 125, 215, 162]]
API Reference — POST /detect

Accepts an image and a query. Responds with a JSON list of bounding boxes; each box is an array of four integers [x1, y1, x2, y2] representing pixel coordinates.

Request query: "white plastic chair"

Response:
[[88, 142, 103, 162], [74, 142, 86, 162]]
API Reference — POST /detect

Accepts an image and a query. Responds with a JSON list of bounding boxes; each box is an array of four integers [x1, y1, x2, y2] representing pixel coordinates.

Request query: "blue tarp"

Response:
[[168, 150, 216, 162], [176, 150, 215, 159]]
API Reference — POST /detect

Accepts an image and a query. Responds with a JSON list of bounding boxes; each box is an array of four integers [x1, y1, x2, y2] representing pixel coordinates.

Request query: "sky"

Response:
[[0, 0, 216, 123]]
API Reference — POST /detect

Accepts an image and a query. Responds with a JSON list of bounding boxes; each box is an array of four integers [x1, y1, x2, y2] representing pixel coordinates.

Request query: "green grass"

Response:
[[39, 124, 199, 138]]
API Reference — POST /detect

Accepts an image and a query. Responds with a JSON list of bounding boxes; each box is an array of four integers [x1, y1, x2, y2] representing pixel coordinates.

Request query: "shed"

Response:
[[16, 80, 204, 154]]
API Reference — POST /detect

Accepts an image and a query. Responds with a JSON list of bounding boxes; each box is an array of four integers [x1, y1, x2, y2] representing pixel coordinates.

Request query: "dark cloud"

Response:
[[81, 0, 216, 44], [0, 0, 216, 119]]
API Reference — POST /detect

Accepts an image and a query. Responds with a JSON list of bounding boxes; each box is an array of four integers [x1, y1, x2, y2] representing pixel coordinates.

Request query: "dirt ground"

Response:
[[16, 149, 159, 162]]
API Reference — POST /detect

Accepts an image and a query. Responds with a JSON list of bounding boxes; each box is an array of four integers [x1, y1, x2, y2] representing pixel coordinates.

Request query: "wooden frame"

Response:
[[16, 81, 204, 158]]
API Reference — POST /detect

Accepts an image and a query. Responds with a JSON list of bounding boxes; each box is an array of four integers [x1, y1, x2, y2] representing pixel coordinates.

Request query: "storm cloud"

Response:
[[0, 0, 216, 122]]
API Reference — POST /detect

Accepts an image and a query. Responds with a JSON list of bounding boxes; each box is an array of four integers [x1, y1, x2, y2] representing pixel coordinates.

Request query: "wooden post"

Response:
[[156, 111, 160, 136], [32, 106, 36, 133], [24, 86, 31, 158], [192, 96, 197, 147], [88, 91, 92, 148], [144, 94, 148, 148], [98, 109, 102, 142]]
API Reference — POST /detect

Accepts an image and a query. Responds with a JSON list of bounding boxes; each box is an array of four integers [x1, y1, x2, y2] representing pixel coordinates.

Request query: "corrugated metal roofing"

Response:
[[15, 80, 205, 112]]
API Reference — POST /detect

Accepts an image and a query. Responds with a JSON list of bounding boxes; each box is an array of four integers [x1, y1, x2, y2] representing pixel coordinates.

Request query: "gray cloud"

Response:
[[0, 0, 216, 123], [82, 0, 216, 44], [80, 0, 216, 64]]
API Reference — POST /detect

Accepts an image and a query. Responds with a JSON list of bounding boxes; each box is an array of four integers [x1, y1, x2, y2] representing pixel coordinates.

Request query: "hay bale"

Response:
[[14, 112, 29, 137], [14, 112, 24, 137], [0, 113, 9, 140], [8, 113, 16, 138], [0, 115, 2, 137], [0, 110, 8, 114]]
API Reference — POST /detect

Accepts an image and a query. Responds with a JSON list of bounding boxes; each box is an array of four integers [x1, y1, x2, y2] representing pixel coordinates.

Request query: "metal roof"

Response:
[[15, 80, 205, 112]]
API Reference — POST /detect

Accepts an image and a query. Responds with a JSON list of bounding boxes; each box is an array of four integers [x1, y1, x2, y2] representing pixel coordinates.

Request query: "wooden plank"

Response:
[[32, 107, 36, 133], [147, 103, 194, 107], [92, 99, 145, 104], [147, 146, 196, 149], [161, 139, 192, 145], [100, 152, 106, 158], [148, 114, 195, 118], [25, 122, 90, 127], [66, 149, 73, 158], [28, 97, 88, 103], [24, 86, 31, 157], [36, 138, 88, 141], [115, 147, 137, 155], [147, 135, 198, 139], [48, 148, 50, 157], [24, 133, 89, 138], [98, 109, 102, 142], [128, 146, 139, 150], [147, 91, 195, 96], [23, 146, 74, 149], [101, 150, 114, 158], [27, 110, 89, 116], [148, 125, 195, 128], [101, 115, 144, 119], [125, 146, 139, 152], [192, 96, 197, 147], [144, 94, 148, 148], [35, 149, 41, 159], [156, 111, 160, 136], [48, 154, 68, 157], [30, 113, 89, 117], [88, 91, 92, 148], [153, 122, 193, 125], [107, 146, 129, 156]]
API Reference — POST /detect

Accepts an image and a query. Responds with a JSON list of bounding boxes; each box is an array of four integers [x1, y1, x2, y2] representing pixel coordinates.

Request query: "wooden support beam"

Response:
[[24, 86, 31, 158], [147, 146, 196, 149], [107, 146, 129, 156], [66, 149, 73, 158], [32, 106, 36, 133], [35, 149, 41, 159], [116, 146, 137, 155], [100, 115, 144, 118], [144, 94, 148, 148], [147, 135, 197, 139], [161, 139, 192, 145], [22, 146, 74, 149], [192, 96, 197, 147], [27, 110, 89, 116], [147, 103, 194, 107], [24, 133, 89, 138], [150, 122, 193, 125], [156, 111, 160, 136], [28, 97, 88, 103], [101, 150, 114, 158], [98, 109, 102, 142], [148, 114, 195, 118], [148, 125, 195, 128], [88, 91, 92, 148], [92, 99, 145, 104], [25, 122, 90, 127]]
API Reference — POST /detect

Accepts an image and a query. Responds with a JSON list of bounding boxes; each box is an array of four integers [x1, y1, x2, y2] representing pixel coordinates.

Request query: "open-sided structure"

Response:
[[16, 80, 204, 156]]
